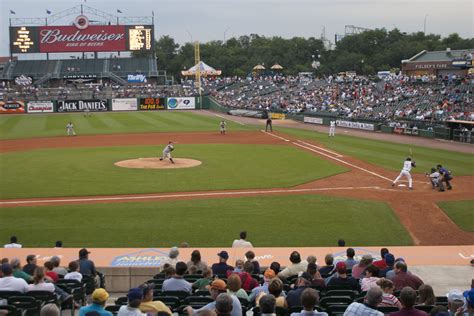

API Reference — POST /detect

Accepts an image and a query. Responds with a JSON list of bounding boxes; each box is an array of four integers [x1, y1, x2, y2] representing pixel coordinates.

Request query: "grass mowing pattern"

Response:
[[437, 200, 474, 232], [278, 127, 474, 176], [0, 111, 253, 139], [0, 195, 412, 247], [0, 144, 348, 199]]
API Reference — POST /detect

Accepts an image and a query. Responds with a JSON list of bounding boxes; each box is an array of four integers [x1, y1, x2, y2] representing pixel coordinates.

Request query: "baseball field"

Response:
[[0, 111, 472, 247]]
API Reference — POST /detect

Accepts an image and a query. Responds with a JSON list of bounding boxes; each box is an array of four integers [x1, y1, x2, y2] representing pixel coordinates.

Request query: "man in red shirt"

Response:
[[393, 262, 424, 291], [373, 248, 389, 269]]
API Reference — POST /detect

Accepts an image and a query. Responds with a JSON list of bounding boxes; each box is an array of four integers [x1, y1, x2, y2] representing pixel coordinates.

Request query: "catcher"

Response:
[[392, 157, 416, 190], [159, 141, 175, 164], [426, 167, 443, 191]]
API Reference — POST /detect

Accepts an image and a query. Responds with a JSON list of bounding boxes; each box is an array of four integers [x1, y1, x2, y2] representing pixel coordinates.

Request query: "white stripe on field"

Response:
[[296, 140, 343, 157], [260, 130, 290, 142], [0, 186, 382, 206]]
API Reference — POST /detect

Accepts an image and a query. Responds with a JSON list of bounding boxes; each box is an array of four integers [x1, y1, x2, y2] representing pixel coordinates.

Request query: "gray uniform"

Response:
[[161, 144, 174, 161]]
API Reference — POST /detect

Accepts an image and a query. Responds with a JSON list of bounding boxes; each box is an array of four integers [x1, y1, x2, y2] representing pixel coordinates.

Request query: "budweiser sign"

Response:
[[38, 25, 126, 52]]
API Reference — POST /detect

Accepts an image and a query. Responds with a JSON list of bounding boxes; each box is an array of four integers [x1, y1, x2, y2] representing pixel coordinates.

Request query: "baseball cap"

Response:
[[464, 289, 474, 308], [127, 288, 143, 301], [446, 289, 464, 302], [336, 261, 347, 273], [217, 251, 229, 260], [208, 279, 227, 291], [1, 263, 12, 275], [264, 268, 276, 279], [92, 288, 109, 303], [169, 247, 179, 259], [79, 248, 90, 257], [384, 253, 395, 265]]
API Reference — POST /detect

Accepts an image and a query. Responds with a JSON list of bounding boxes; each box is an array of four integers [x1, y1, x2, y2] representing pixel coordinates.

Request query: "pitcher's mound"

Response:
[[115, 158, 202, 169]]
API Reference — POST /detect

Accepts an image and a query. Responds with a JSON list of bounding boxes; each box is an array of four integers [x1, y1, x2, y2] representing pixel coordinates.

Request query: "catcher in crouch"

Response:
[[159, 141, 175, 164]]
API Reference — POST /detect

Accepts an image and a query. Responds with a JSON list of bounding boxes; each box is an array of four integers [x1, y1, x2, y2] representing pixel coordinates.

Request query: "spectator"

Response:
[[259, 294, 276, 316], [44, 261, 59, 283], [78, 248, 97, 277], [338, 239, 346, 247], [212, 251, 234, 276], [393, 262, 424, 291], [380, 254, 395, 277], [64, 261, 83, 282], [463, 288, 474, 315], [138, 283, 172, 315], [54, 241, 63, 248], [10, 258, 33, 282], [327, 262, 360, 291], [161, 247, 180, 269], [192, 267, 213, 291], [290, 288, 328, 316], [238, 261, 259, 291], [27, 267, 55, 292], [215, 293, 234, 316], [389, 286, 428, 315], [343, 286, 384, 316], [250, 269, 276, 302], [270, 262, 281, 275], [361, 264, 381, 291], [232, 231, 253, 248], [306, 262, 326, 288], [319, 254, 336, 277], [306, 255, 317, 265], [227, 273, 249, 301], [446, 290, 465, 316], [417, 284, 436, 306], [233, 259, 244, 273], [345, 248, 359, 269], [78, 288, 113, 316], [373, 248, 390, 269], [51, 256, 67, 277], [352, 254, 373, 279], [186, 280, 242, 316], [4, 236, 22, 248], [387, 258, 407, 280], [162, 261, 192, 293], [23, 254, 38, 276], [278, 251, 308, 280], [118, 288, 146, 316], [164, 265, 175, 279], [266, 278, 287, 308], [187, 250, 208, 274], [245, 250, 260, 274], [428, 306, 448, 315], [286, 272, 312, 309], [40, 303, 60, 316], [377, 278, 402, 309], [0, 263, 28, 292]]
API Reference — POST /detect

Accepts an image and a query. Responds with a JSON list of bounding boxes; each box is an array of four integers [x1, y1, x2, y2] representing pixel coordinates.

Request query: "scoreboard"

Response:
[[9, 24, 154, 54]]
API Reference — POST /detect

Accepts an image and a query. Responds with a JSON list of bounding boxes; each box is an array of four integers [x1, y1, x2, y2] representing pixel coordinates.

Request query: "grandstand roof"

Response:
[[405, 49, 473, 62], [181, 61, 221, 76]]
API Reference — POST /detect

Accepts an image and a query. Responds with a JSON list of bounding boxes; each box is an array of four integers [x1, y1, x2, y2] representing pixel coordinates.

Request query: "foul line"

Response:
[[293, 142, 393, 182], [260, 130, 290, 142], [0, 186, 381, 206], [296, 140, 343, 157], [210, 112, 246, 126]]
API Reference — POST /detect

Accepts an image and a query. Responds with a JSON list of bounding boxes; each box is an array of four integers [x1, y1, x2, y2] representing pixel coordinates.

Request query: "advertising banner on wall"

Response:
[[303, 116, 323, 124], [336, 120, 375, 131], [166, 97, 195, 110], [127, 74, 147, 83], [56, 99, 109, 112], [111, 98, 138, 111], [138, 98, 166, 111], [27, 101, 54, 113], [0, 101, 26, 114]]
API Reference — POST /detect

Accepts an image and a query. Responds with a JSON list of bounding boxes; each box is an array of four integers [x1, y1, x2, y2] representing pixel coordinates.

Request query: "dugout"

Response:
[[445, 120, 474, 143]]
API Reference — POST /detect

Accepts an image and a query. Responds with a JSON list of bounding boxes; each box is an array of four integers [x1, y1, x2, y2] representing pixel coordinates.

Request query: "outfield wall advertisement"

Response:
[[56, 99, 109, 112], [0, 101, 26, 114], [138, 98, 166, 111], [336, 119, 375, 131], [303, 116, 323, 124], [167, 97, 195, 110], [27, 101, 54, 113], [111, 98, 138, 111]]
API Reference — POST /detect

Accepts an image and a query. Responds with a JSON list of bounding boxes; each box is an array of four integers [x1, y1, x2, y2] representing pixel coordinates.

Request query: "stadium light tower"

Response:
[[423, 14, 428, 35]]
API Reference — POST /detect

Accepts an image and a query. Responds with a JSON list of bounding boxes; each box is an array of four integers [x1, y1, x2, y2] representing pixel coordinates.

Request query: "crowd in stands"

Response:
[[1, 233, 473, 316]]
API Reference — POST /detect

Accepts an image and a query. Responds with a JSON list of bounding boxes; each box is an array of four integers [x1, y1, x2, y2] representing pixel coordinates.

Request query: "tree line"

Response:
[[134, 29, 473, 77]]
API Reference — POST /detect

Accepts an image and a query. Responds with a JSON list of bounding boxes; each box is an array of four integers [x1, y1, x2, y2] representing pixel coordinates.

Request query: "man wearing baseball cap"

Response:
[[464, 288, 474, 314], [118, 288, 146, 316], [211, 251, 234, 276], [250, 268, 276, 302], [78, 288, 112, 316], [185, 279, 242, 316], [446, 289, 465, 315]]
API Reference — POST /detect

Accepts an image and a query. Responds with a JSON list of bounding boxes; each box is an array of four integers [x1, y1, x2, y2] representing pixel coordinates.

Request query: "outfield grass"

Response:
[[0, 144, 347, 199], [0, 195, 412, 247], [0, 111, 253, 139], [438, 200, 474, 232], [278, 127, 474, 176]]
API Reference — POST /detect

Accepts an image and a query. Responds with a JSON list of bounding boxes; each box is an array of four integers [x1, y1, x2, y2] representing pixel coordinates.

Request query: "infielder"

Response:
[[220, 120, 226, 135], [392, 157, 416, 189], [329, 120, 336, 137], [159, 141, 175, 164], [66, 122, 76, 136]]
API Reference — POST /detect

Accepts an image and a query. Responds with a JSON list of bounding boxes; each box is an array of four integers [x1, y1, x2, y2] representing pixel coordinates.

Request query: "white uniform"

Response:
[[160, 144, 174, 161], [329, 121, 336, 137], [392, 160, 413, 189], [66, 123, 76, 136], [220, 121, 226, 134]]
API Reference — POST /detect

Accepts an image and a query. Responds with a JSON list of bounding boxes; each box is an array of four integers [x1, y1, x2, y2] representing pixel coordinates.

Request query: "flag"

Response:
[[46, 9, 52, 14], [117, 9, 122, 13], [10, 10, 16, 14]]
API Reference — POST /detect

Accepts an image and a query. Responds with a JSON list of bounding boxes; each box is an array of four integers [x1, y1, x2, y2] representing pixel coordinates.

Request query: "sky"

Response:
[[1, 0, 473, 58]]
